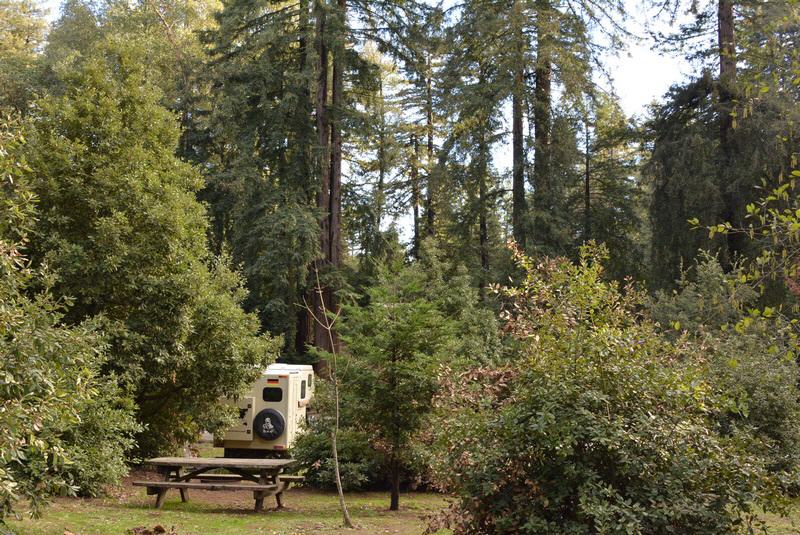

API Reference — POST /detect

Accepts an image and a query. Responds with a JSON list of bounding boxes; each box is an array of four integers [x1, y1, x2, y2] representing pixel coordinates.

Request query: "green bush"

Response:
[[293, 426, 383, 491], [650, 256, 800, 477], [20, 38, 280, 455], [429, 244, 784, 534], [58, 376, 140, 497], [1, 116, 138, 521]]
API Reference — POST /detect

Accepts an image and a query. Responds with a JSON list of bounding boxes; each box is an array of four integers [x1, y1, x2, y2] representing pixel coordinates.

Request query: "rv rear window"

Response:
[[301, 380, 307, 399], [308, 373, 313, 387], [262, 387, 283, 402]]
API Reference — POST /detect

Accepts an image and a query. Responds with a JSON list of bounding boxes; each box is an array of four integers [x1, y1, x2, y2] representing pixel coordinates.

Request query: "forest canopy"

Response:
[[2, 0, 800, 531]]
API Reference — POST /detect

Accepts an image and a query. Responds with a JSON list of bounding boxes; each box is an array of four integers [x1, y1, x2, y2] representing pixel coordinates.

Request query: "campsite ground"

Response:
[[8, 444, 800, 535], [9, 473, 450, 535], [10, 480, 800, 535]]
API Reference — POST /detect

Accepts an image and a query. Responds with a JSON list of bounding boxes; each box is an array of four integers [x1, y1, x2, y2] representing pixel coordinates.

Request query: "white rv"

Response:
[[218, 363, 314, 457]]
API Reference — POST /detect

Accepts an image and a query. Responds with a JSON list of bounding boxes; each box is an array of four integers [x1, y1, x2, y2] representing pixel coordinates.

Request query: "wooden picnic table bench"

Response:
[[132, 457, 303, 512]]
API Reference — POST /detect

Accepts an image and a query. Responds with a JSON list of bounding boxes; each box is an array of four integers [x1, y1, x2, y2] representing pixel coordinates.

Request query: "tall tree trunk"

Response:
[[425, 54, 436, 237], [319, 0, 345, 353], [511, 0, 527, 249], [296, 0, 314, 354], [533, 0, 552, 247], [330, 0, 345, 268], [718, 0, 739, 264], [584, 118, 591, 241], [387, 347, 400, 511], [389, 456, 400, 511], [478, 126, 489, 302], [376, 79, 386, 233], [313, 0, 334, 357], [411, 134, 421, 257], [330, 50, 342, 271]]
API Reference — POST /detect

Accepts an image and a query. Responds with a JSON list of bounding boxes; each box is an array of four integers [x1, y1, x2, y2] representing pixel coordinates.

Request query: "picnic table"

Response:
[[132, 457, 303, 512]]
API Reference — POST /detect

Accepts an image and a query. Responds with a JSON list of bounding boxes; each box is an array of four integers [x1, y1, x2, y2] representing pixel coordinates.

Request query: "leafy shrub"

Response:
[[59, 376, 140, 497], [1, 116, 137, 521], [707, 318, 800, 476], [429, 244, 784, 534], [651, 256, 800, 477], [20, 39, 280, 455]]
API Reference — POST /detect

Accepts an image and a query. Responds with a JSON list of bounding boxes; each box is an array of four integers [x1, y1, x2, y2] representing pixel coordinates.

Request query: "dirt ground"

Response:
[[8, 471, 450, 535]]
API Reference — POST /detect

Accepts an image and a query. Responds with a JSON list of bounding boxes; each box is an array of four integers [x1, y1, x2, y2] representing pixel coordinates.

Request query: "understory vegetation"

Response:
[[3, 0, 800, 533], [428, 245, 793, 533]]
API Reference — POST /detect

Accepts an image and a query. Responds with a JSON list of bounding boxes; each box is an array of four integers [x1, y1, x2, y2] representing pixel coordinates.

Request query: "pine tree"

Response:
[[646, 0, 800, 286], [577, 94, 646, 279], [346, 43, 406, 267], [204, 0, 426, 359], [400, 7, 445, 240], [437, 0, 508, 297], [205, 0, 320, 356]]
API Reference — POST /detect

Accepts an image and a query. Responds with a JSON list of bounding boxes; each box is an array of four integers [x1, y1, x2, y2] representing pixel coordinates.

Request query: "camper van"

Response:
[[218, 363, 314, 457]]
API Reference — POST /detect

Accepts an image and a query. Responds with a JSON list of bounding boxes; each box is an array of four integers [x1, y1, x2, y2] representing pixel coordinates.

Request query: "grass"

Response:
[[763, 505, 800, 535], [9, 472, 800, 535], [5, 444, 450, 535], [191, 444, 223, 459], [7, 483, 450, 535]]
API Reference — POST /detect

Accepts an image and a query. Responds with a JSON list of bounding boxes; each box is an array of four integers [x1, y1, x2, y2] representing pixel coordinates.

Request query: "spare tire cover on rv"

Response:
[[253, 408, 285, 440]]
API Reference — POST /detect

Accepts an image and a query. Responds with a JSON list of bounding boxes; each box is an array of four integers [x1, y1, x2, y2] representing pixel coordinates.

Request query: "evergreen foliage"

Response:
[[201, 0, 321, 354], [296, 240, 500, 507], [19, 36, 279, 454], [646, 73, 795, 287], [4, 0, 800, 527]]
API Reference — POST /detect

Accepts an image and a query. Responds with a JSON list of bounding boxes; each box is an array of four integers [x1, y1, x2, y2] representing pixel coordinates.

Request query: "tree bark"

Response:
[[584, 117, 591, 241], [717, 0, 740, 263], [329, 0, 345, 271], [425, 54, 436, 237], [511, 0, 527, 248], [313, 0, 346, 355], [313, 0, 332, 357], [411, 134, 421, 258], [389, 457, 400, 511], [533, 0, 552, 247], [295, 0, 314, 354]]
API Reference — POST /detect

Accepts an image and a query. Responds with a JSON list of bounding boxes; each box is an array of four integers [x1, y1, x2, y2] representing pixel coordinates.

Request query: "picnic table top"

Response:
[[145, 457, 294, 470]]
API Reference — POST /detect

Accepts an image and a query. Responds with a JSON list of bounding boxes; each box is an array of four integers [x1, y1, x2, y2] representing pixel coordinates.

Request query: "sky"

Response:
[[601, 3, 693, 119]]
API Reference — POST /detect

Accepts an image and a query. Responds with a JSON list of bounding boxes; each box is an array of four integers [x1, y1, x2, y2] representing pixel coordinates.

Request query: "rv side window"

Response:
[[308, 374, 313, 387], [262, 387, 283, 402], [301, 380, 307, 399]]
